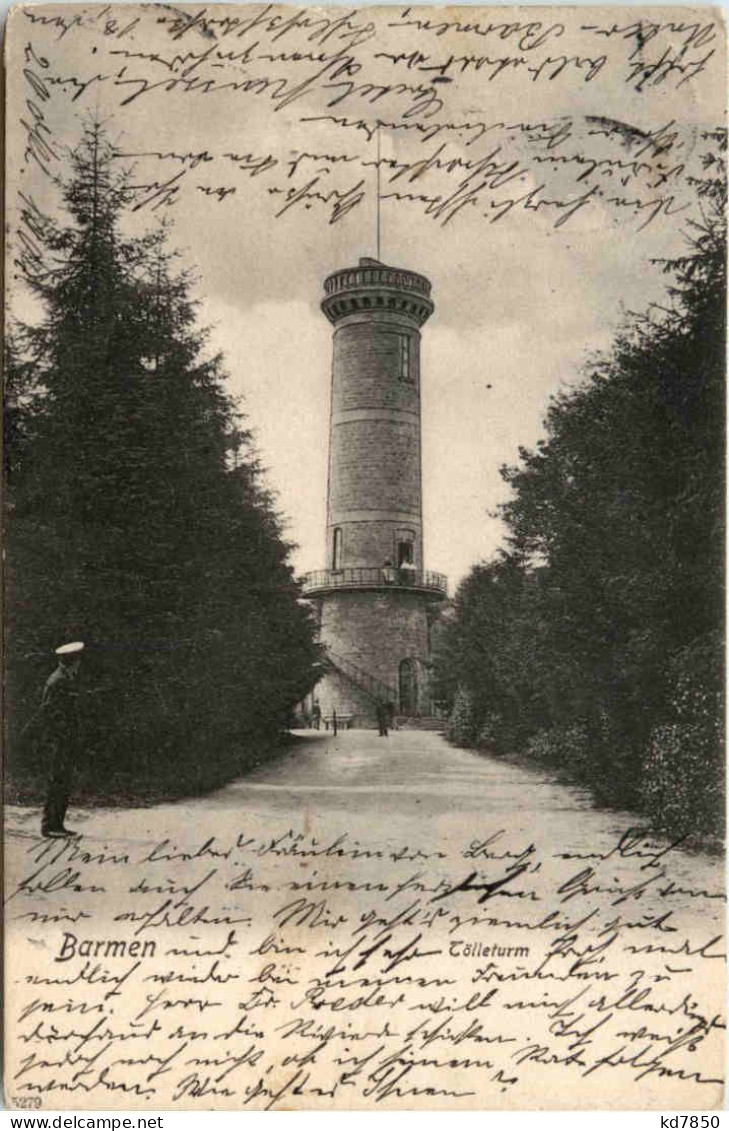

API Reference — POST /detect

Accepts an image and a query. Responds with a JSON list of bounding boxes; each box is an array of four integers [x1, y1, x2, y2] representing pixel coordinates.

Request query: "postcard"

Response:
[[4, 2, 726, 1110]]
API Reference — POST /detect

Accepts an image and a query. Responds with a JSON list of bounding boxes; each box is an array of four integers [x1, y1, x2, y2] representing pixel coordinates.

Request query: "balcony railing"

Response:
[[302, 566, 447, 598], [324, 265, 432, 298]]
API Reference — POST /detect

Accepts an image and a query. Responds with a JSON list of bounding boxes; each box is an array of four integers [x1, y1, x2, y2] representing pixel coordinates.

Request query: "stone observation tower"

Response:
[[302, 258, 447, 726]]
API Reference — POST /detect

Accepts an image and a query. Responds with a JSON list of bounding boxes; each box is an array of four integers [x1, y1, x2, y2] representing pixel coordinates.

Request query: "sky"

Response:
[[5, 1, 726, 590]]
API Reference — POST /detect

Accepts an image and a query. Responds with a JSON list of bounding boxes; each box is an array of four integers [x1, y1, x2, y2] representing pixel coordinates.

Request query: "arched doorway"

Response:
[[399, 659, 418, 715]]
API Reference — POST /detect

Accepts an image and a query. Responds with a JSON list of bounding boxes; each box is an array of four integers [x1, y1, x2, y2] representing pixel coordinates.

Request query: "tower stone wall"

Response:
[[320, 589, 430, 683], [326, 313, 424, 571]]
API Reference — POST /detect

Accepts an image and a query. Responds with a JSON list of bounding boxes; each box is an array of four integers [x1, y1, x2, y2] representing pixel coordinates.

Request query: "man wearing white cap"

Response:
[[40, 641, 85, 838]]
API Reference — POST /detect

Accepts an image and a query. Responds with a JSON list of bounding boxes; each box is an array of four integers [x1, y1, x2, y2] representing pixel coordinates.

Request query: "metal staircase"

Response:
[[324, 649, 397, 706]]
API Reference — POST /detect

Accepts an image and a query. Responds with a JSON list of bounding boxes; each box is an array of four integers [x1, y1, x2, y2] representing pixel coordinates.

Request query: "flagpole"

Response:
[[376, 121, 381, 261]]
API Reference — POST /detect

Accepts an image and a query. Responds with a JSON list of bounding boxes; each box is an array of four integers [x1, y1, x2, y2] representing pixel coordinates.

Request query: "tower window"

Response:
[[332, 527, 342, 569], [397, 540, 413, 567], [399, 335, 413, 383]]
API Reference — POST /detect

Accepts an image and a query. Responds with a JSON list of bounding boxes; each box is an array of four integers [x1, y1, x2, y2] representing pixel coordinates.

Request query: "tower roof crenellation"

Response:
[[321, 260, 434, 327]]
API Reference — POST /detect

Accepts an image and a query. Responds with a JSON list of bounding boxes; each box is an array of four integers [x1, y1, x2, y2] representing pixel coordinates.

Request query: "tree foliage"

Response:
[[435, 129, 725, 836], [6, 122, 319, 801]]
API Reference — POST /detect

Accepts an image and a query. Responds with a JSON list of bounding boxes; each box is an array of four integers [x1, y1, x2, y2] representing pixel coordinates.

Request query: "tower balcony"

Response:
[[322, 258, 434, 327], [301, 566, 448, 599]]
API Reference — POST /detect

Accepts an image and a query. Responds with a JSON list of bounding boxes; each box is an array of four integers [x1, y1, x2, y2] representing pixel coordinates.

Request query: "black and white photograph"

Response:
[[3, 1, 726, 1112]]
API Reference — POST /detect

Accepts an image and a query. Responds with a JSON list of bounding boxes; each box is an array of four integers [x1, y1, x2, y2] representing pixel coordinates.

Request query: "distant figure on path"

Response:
[[311, 700, 321, 730], [376, 700, 389, 738], [40, 641, 85, 839]]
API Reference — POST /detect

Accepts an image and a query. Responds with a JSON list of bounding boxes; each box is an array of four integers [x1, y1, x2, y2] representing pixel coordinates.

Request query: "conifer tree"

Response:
[[435, 129, 725, 833], [7, 122, 318, 797]]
